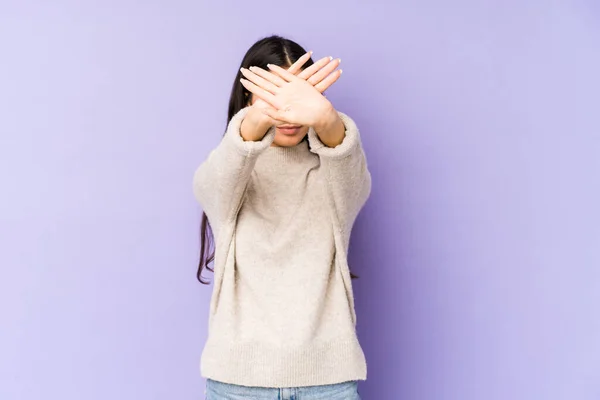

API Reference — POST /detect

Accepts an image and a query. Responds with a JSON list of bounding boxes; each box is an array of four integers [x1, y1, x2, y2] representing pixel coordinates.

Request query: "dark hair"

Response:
[[197, 35, 358, 283]]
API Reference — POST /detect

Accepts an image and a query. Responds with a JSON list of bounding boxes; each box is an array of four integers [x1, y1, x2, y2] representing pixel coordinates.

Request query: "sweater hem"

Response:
[[200, 336, 367, 388]]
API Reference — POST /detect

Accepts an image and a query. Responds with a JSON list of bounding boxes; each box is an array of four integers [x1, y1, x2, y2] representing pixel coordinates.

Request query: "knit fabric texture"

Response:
[[193, 107, 371, 387]]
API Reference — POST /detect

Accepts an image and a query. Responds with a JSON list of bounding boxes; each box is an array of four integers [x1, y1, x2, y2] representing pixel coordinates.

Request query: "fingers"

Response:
[[314, 69, 342, 93], [240, 78, 280, 109], [243, 52, 343, 99], [247, 66, 287, 87], [307, 58, 341, 86], [266, 64, 299, 82], [287, 51, 312, 74], [297, 56, 332, 80], [240, 68, 280, 94]]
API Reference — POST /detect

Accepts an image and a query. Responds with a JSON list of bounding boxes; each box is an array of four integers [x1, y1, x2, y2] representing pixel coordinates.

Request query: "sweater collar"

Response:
[[262, 136, 313, 164]]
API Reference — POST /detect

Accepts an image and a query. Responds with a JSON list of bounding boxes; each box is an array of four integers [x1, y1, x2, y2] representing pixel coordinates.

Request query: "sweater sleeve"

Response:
[[193, 107, 275, 232], [307, 111, 372, 234]]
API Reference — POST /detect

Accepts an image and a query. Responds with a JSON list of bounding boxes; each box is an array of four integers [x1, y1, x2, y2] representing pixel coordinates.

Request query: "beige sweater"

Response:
[[193, 107, 371, 387]]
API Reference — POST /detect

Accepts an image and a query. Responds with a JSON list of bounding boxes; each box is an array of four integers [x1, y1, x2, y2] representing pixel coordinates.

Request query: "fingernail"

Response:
[[309, 50, 313, 55], [338, 58, 342, 63], [339, 69, 343, 74], [267, 63, 273, 68], [329, 56, 333, 61]]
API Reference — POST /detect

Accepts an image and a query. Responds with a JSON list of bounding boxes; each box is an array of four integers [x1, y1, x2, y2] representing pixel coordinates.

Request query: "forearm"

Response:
[[193, 107, 275, 226], [313, 105, 346, 148], [308, 111, 371, 231]]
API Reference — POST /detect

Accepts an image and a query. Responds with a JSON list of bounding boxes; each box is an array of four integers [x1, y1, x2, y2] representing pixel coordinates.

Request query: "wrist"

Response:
[[313, 106, 345, 147], [314, 106, 340, 133], [241, 108, 272, 141]]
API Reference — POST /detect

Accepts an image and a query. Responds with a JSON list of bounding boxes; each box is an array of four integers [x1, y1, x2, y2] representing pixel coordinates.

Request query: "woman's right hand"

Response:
[[240, 51, 342, 142]]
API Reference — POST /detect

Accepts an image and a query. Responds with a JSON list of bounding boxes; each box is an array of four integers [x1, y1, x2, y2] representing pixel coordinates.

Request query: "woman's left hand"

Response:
[[239, 64, 340, 129]]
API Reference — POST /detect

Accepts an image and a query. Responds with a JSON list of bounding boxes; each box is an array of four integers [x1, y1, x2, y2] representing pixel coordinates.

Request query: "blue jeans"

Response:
[[205, 378, 361, 400]]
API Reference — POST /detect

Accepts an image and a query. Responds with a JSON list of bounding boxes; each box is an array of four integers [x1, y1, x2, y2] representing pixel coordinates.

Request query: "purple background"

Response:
[[1, 1, 600, 399]]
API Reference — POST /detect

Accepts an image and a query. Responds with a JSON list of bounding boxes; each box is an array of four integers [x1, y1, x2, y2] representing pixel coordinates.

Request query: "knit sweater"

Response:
[[192, 106, 371, 388]]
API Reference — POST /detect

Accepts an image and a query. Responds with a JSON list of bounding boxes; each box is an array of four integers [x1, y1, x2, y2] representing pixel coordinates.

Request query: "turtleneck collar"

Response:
[[260, 137, 314, 165]]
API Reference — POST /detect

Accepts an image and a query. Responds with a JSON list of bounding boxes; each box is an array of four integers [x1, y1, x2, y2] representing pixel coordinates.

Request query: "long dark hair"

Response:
[[197, 35, 358, 283]]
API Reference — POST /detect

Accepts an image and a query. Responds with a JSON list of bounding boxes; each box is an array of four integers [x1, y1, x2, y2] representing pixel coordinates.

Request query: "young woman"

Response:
[[193, 35, 371, 400]]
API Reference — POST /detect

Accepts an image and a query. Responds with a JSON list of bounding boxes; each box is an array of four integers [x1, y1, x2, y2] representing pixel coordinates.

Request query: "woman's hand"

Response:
[[240, 52, 341, 142], [240, 61, 346, 146], [240, 61, 341, 128]]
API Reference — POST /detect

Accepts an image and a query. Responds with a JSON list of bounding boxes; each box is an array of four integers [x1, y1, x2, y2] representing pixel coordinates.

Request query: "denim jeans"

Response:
[[205, 378, 361, 400]]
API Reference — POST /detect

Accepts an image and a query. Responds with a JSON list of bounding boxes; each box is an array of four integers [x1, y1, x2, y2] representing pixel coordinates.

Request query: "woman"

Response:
[[193, 35, 371, 400]]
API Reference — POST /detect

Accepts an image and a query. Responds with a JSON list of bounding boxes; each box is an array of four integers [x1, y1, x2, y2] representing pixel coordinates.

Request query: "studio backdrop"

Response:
[[1, 1, 599, 399]]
